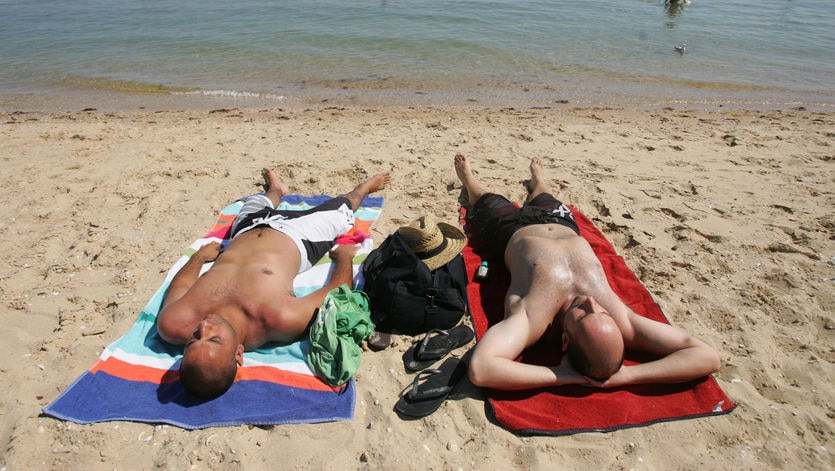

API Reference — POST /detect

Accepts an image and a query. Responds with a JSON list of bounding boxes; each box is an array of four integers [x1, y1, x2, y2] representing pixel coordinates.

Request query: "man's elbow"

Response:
[[467, 351, 491, 388], [687, 337, 721, 377], [706, 347, 721, 375], [690, 342, 721, 378]]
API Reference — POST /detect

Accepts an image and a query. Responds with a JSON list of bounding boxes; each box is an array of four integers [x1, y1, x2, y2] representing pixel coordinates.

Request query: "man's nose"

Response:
[[580, 296, 595, 311]]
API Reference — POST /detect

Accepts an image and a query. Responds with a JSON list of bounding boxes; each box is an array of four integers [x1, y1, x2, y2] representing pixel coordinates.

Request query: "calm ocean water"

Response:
[[1, 0, 834, 110]]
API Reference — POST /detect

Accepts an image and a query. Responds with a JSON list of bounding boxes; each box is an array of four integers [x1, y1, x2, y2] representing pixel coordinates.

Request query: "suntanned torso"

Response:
[[160, 227, 310, 348], [157, 169, 391, 355], [458, 153, 720, 390], [503, 222, 632, 348]]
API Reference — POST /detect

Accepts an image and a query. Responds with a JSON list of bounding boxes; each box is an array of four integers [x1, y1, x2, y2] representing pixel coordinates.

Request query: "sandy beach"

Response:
[[1, 103, 833, 470]]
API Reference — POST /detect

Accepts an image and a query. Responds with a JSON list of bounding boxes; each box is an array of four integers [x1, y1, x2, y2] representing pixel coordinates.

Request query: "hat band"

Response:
[[415, 238, 448, 261]]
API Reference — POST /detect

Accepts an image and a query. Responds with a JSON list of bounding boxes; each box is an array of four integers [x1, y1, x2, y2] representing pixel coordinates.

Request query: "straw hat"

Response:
[[397, 215, 466, 270]]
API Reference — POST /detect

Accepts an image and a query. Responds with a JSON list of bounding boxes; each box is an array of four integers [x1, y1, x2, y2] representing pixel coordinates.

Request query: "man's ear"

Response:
[[561, 332, 570, 352], [235, 344, 244, 366]]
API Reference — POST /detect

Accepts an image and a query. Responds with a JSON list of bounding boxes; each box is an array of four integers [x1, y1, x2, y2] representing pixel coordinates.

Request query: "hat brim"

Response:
[[419, 223, 466, 271]]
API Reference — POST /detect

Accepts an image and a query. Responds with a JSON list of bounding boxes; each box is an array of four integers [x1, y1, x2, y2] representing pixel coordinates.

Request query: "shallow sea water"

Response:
[[1, 0, 833, 110]]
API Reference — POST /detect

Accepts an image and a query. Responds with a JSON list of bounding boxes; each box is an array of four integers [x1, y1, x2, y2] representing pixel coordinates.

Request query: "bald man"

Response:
[[455, 153, 719, 391], [157, 167, 390, 398]]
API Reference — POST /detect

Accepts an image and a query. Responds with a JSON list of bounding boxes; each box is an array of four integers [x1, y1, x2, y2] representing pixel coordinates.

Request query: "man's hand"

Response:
[[194, 242, 222, 263], [293, 244, 360, 317], [329, 244, 359, 262], [553, 354, 594, 386], [584, 364, 633, 389]]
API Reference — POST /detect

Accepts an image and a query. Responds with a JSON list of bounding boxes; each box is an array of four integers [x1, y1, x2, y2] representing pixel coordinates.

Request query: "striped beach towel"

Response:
[[43, 194, 384, 429]]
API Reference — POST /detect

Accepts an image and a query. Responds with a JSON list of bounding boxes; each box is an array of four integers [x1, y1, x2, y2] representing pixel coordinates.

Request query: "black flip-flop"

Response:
[[394, 357, 467, 419], [402, 325, 474, 372]]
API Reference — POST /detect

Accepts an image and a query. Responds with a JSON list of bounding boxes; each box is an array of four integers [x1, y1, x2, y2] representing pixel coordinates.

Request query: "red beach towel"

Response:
[[462, 206, 735, 435]]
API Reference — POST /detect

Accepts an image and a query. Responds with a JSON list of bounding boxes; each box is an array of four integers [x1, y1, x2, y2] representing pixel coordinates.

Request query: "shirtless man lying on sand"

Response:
[[157, 168, 390, 398], [454, 153, 719, 391]]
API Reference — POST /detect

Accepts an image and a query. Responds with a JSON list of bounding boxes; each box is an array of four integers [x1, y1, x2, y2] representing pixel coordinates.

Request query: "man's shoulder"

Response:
[[157, 303, 198, 345]]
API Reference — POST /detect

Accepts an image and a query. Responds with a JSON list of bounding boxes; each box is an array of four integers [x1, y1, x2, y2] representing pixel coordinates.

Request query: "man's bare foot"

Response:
[[262, 168, 289, 195], [454, 153, 474, 185], [454, 153, 486, 206], [526, 157, 550, 201], [529, 157, 544, 189], [344, 172, 391, 209], [365, 172, 392, 194], [262, 168, 289, 206]]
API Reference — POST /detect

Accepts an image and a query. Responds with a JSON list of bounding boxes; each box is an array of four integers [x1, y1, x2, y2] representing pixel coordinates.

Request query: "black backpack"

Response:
[[362, 232, 469, 335]]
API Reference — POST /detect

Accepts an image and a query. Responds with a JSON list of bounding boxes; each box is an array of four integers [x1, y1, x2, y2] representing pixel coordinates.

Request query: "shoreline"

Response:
[[1, 104, 833, 469], [3, 83, 835, 115]]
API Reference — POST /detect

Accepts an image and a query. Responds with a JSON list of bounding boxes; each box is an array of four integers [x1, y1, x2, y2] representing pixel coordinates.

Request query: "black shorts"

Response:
[[466, 192, 579, 259]]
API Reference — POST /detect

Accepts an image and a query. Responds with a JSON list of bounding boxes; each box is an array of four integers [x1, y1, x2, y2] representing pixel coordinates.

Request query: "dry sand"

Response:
[[0, 104, 833, 470]]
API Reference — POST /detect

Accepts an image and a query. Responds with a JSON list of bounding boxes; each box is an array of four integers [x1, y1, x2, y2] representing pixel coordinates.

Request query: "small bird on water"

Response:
[[674, 43, 687, 54]]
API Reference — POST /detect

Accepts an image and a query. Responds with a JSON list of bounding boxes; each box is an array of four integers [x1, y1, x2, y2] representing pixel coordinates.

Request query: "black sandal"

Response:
[[394, 357, 467, 419], [402, 325, 474, 372]]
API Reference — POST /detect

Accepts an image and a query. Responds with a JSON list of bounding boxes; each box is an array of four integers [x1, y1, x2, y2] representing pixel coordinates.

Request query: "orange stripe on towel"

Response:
[[90, 356, 173, 383], [91, 356, 341, 392], [236, 366, 343, 392]]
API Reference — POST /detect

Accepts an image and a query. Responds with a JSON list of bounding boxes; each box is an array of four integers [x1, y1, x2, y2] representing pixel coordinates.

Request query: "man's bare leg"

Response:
[[524, 157, 550, 204], [262, 168, 289, 207], [344, 172, 391, 210], [454, 153, 487, 206]]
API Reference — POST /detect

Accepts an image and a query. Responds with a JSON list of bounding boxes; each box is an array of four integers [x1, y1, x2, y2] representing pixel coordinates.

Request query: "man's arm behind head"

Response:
[[602, 313, 721, 387]]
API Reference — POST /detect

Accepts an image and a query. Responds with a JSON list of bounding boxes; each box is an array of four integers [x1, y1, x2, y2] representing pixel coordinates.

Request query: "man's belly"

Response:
[[509, 223, 578, 245], [221, 228, 302, 269]]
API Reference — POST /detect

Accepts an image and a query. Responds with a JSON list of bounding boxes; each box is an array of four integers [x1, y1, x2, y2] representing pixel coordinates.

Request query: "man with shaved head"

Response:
[[454, 153, 719, 391], [157, 167, 390, 399]]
